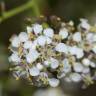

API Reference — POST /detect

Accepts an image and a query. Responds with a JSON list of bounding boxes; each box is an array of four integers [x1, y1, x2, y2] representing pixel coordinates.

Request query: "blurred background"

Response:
[[0, 0, 96, 96]]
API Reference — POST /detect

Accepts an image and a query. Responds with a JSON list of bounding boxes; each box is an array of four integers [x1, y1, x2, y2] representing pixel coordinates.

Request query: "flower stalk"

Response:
[[0, 0, 40, 23]]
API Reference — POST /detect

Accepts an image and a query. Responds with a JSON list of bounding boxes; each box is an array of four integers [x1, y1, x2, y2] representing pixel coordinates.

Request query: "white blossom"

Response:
[[31, 40, 38, 50], [43, 28, 54, 38], [69, 46, 77, 55], [69, 46, 84, 58], [33, 24, 43, 35], [69, 20, 74, 26], [62, 59, 71, 73], [36, 63, 44, 70], [48, 78, 60, 87], [70, 73, 82, 82], [80, 19, 90, 30], [90, 62, 96, 68], [43, 60, 50, 67], [64, 77, 72, 82], [73, 32, 82, 42], [93, 34, 96, 42], [26, 50, 40, 63], [33, 87, 64, 96], [27, 26, 32, 33], [82, 67, 90, 74], [50, 58, 59, 69], [9, 53, 20, 63], [55, 43, 68, 54], [59, 28, 68, 39], [9, 17, 96, 87], [76, 48, 84, 59], [29, 67, 40, 76], [46, 37, 52, 44], [19, 32, 28, 42], [86, 33, 94, 43], [11, 36, 20, 47], [92, 45, 96, 54], [73, 62, 84, 72], [82, 58, 90, 66], [37, 35, 46, 46], [23, 41, 33, 49]]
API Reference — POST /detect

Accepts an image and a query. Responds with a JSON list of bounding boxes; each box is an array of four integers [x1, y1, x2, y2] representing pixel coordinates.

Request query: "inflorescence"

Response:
[[9, 16, 96, 88]]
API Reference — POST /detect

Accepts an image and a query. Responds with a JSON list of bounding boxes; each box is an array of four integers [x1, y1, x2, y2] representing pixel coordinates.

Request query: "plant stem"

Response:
[[32, 0, 41, 17], [0, 0, 40, 23]]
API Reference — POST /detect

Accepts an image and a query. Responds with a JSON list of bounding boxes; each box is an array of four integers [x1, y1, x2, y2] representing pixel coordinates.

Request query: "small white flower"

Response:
[[50, 58, 59, 69], [43, 60, 50, 67], [86, 33, 94, 43], [82, 67, 90, 74], [92, 45, 96, 54], [69, 46, 77, 55], [36, 63, 44, 70], [24, 41, 32, 49], [59, 28, 68, 39], [43, 28, 54, 38], [19, 32, 28, 42], [73, 32, 82, 42], [69, 46, 84, 58], [64, 77, 72, 82], [48, 78, 60, 87], [55, 43, 68, 54], [33, 24, 43, 35], [31, 40, 38, 50], [37, 35, 46, 46], [26, 50, 40, 63], [29, 67, 40, 76], [76, 48, 84, 59], [80, 19, 90, 30], [82, 58, 90, 66], [93, 34, 96, 42], [27, 26, 32, 33], [9, 53, 20, 63], [11, 36, 20, 47], [70, 73, 82, 82], [62, 59, 71, 73], [73, 62, 84, 72], [90, 62, 96, 68], [69, 20, 74, 26], [46, 37, 52, 44]]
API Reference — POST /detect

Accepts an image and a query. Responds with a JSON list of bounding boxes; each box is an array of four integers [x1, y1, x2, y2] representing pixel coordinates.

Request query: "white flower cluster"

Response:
[[9, 17, 96, 88]]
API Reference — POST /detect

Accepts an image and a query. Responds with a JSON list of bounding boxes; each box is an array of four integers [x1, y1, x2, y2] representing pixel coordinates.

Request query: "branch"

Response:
[[0, 0, 40, 23]]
